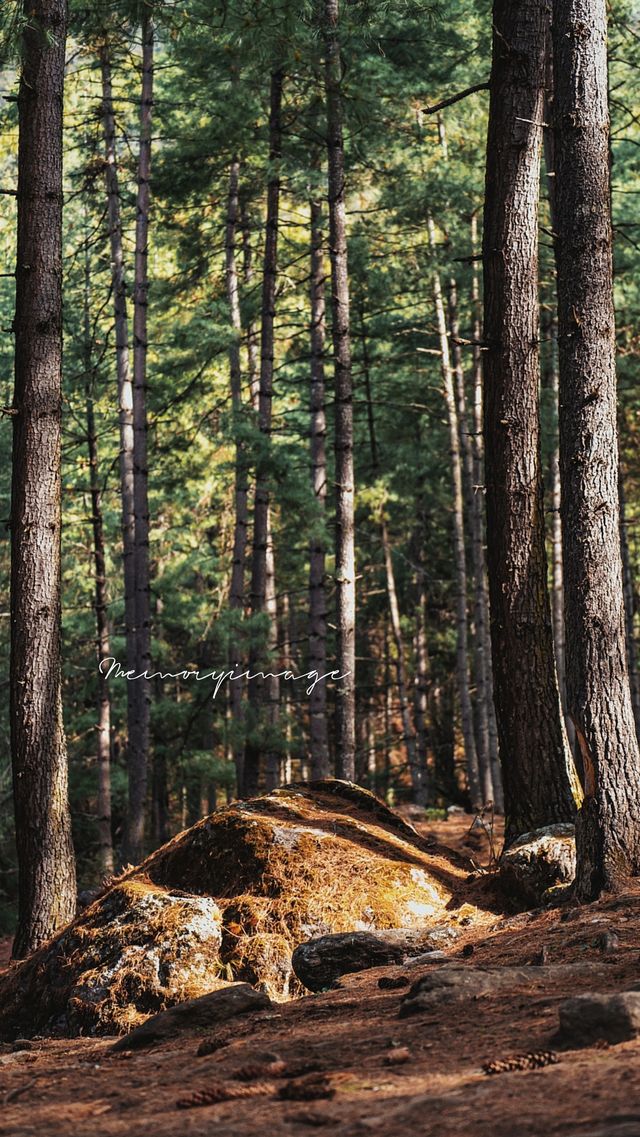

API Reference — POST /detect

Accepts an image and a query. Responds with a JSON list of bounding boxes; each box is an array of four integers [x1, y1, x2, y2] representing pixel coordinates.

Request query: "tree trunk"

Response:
[[100, 44, 147, 864], [244, 69, 284, 797], [413, 577, 432, 805], [11, 0, 76, 957], [84, 234, 114, 877], [553, 0, 640, 898], [470, 213, 502, 810], [620, 475, 640, 739], [131, 13, 154, 851], [309, 197, 330, 777], [240, 196, 260, 410], [359, 296, 422, 800], [482, 0, 576, 843], [447, 277, 494, 807], [324, 0, 356, 780], [226, 157, 249, 791], [428, 217, 481, 811]]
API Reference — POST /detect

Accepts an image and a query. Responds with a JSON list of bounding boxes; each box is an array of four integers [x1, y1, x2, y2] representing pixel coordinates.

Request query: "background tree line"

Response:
[[2, 0, 640, 952]]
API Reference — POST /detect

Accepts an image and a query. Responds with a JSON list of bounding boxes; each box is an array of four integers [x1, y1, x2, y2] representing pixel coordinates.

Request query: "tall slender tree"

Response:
[[324, 0, 356, 780], [244, 68, 284, 797], [308, 197, 330, 778], [553, 0, 640, 898], [100, 42, 146, 863], [11, 0, 76, 956], [132, 12, 154, 832], [483, 0, 577, 842]]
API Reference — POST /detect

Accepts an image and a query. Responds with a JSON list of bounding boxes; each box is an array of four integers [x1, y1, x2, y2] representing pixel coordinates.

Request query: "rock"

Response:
[[499, 823, 576, 907], [292, 927, 458, 992], [111, 983, 272, 1051], [399, 963, 600, 1018], [0, 780, 471, 1039], [557, 992, 640, 1047]]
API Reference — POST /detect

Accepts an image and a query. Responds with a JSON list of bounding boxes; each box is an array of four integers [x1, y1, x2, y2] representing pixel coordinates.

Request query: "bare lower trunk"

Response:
[[84, 234, 113, 876], [240, 197, 260, 410], [244, 69, 284, 797], [324, 0, 356, 780], [413, 580, 431, 805], [11, 0, 76, 957], [553, 0, 640, 899], [428, 217, 481, 810], [100, 44, 146, 864], [131, 14, 154, 852], [447, 278, 493, 807], [226, 157, 249, 791], [483, 0, 576, 843], [309, 198, 330, 777]]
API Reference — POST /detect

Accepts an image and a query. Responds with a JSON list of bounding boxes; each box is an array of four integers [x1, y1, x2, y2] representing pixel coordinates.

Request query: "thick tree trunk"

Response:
[[100, 45, 147, 864], [226, 157, 249, 791], [308, 198, 330, 777], [553, 0, 640, 898], [244, 69, 284, 797], [131, 14, 154, 852], [447, 278, 493, 807], [620, 475, 640, 739], [84, 238, 114, 877], [483, 0, 576, 843], [428, 217, 481, 810], [11, 0, 76, 957], [324, 0, 356, 780], [470, 214, 502, 810]]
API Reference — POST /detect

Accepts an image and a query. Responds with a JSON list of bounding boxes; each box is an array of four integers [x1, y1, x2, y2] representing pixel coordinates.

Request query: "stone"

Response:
[[111, 983, 272, 1051], [499, 824, 576, 907], [557, 991, 640, 1047], [399, 963, 601, 1018], [292, 927, 458, 992]]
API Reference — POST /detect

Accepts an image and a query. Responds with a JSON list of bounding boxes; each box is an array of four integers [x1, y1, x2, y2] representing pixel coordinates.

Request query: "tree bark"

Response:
[[244, 69, 284, 797], [483, 0, 576, 843], [226, 157, 249, 791], [553, 0, 640, 898], [324, 0, 356, 780], [100, 44, 148, 864], [11, 0, 76, 957], [131, 13, 154, 852], [428, 217, 482, 811], [308, 197, 330, 777], [84, 233, 114, 877]]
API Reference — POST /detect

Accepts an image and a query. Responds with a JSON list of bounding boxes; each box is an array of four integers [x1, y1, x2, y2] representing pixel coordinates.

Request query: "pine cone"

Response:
[[233, 1061, 287, 1081], [176, 1081, 275, 1109], [482, 1050, 560, 1076], [278, 1074, 335, 1101]]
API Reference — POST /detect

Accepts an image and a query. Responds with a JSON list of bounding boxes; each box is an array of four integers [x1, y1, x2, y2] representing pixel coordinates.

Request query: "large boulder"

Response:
[[0, 780, 473, 1039], [499, 823, 576, 907]]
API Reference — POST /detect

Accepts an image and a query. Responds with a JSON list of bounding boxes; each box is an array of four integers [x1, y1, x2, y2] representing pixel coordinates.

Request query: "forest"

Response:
[[1, 0, 640, 1134]]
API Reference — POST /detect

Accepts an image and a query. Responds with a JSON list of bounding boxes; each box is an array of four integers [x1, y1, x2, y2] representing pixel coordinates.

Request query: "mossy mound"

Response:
[[0, 780, 472, 1039]]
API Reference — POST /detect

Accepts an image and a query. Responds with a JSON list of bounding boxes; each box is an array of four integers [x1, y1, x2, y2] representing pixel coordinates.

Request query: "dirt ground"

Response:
[[1, 813, 639, 1137]]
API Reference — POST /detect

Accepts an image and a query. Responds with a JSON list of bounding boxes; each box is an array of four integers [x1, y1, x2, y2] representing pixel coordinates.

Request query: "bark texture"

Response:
[[483, 0, 576, 842], [325, 0, 356, 780], [553, 0, 640, 898], [11, 0, 76, 956]]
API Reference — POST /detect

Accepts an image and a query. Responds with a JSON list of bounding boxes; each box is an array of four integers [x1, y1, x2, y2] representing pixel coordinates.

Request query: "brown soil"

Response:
[[1, 813, 639, 1137]]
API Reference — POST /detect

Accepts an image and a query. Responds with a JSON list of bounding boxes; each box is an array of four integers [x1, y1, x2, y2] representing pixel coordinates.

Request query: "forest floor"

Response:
[[1, 814, 640, 1137]]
